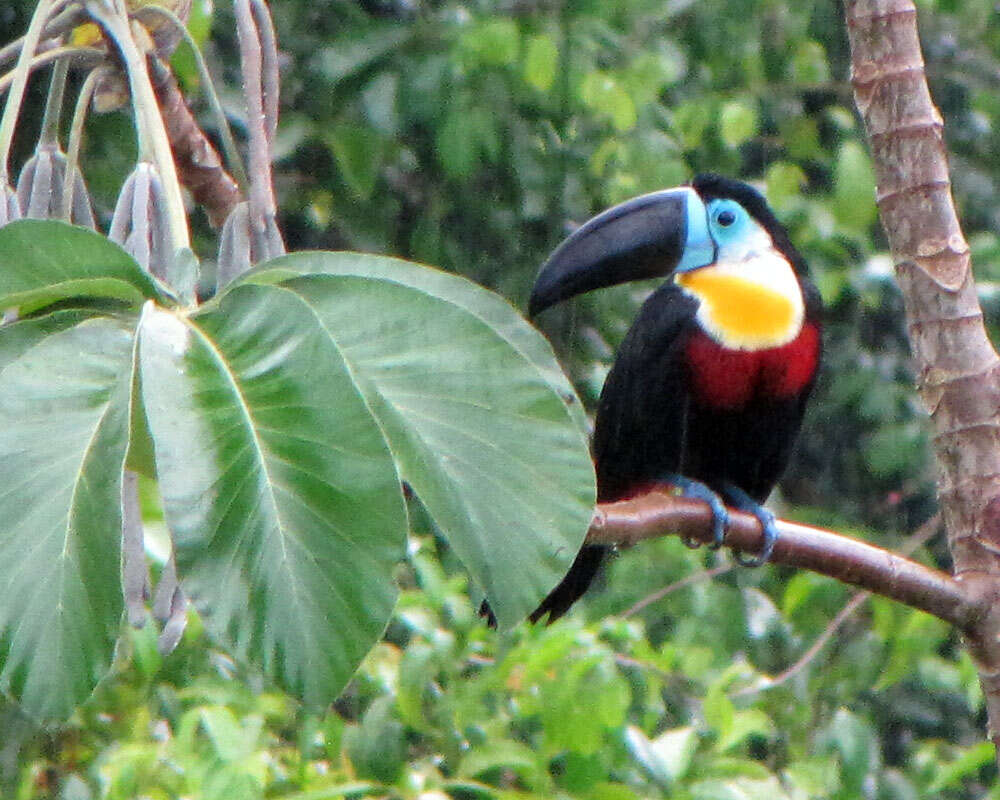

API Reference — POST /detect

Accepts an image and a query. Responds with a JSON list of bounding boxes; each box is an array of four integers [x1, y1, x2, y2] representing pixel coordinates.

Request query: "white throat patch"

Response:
[[676, 230, 805, 351]]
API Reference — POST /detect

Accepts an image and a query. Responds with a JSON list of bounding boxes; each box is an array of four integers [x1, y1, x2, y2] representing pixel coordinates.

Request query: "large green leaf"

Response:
[[240, 251, 587, 431], [0, 220, 165, 313], [137, 286, 407, 706], [0, 316, 135, 719], [235, 252, 596, 629]]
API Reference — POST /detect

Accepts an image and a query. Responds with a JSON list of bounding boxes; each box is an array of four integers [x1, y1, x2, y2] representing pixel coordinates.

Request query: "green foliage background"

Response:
[[3, 0, 1000, 796]]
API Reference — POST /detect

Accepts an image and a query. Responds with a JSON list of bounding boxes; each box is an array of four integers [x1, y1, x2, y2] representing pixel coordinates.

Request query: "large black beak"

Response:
[[528, 187, 714, 317]]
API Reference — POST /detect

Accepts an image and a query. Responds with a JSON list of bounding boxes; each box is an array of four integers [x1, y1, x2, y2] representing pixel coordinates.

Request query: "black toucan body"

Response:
[[526, 174, 822, 623]]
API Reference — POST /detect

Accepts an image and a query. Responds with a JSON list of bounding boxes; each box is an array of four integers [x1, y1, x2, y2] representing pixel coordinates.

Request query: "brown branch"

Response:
[[147, 55, 240, 228], [845, 0, 1000, 761], [586, 490, 983, 632]]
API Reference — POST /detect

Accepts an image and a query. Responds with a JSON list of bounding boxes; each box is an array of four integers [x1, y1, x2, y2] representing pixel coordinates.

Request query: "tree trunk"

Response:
[[845, 0, 1000, 761]]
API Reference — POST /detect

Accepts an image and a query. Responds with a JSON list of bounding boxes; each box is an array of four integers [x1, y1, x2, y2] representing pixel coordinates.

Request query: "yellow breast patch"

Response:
[[676, 268, 802, 350]]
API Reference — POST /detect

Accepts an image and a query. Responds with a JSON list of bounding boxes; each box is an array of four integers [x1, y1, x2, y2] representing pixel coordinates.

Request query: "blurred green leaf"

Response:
[[396, 643, 436, 728], [541, 656, 629, 754], [821, 709, 879, 798], [833, 141, 878, 231], [790, 40, 831, 84], [672, 100, 714, 149], [327, 123, 384, 200], [626, 725, 699, 786], [459, 18, 520, 68], [783, 756, 841, 795], [875, 609, 950, 690], [928, 741, 995, 791], [703, 686, 735, 744], [459, 740, 544, 785], [317, 25, 409, 85], [580, 71, 637, 132], [436, 103, 479, 179], [690, 776, 789, 800], [344, 697, 405, 784], [765, 162, 807, 213], [524, 34, 558, 91], [719, 101, 759, 148], [199, 706, 254, 762]]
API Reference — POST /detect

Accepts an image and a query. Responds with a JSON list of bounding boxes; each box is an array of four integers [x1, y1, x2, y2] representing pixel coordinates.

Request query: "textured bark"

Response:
[[845, 0, 1000, 759], [148, 55, 240, 229], [585, 492, 982, 631]]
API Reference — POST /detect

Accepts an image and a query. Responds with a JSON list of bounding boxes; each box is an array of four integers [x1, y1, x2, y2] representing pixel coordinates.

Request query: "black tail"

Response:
[[530, 545, 609, 623], [480, 545, 610, 627]]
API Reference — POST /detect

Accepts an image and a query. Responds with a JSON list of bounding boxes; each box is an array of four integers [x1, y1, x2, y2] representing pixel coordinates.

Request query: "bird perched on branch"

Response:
[[526, 173, 822, 623]]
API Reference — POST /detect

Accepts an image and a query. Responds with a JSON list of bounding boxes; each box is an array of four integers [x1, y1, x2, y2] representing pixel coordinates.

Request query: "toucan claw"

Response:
[[721, 483, 777, 567], [662, 474, 729, 550]]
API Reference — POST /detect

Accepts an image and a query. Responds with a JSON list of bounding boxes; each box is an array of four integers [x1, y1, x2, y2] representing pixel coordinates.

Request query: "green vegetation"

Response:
[[3, 0, 1000, 797]]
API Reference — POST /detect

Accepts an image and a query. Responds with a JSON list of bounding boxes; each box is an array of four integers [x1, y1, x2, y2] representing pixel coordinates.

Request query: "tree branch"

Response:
[[585, 490, 984, 632]]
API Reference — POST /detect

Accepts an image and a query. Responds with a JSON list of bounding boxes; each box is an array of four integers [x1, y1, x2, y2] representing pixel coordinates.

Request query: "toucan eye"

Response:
[[716, 209, 737, 227]]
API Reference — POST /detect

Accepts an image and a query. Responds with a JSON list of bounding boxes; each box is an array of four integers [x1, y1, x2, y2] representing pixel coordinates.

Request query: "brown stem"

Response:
[[147, 55, 240, 229], [845, 0, 1000, 759], [586, 490, 983, 632]]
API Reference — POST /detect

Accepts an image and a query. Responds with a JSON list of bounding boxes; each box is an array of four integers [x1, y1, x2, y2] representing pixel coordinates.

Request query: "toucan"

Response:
[[525, 173, 822, 623]]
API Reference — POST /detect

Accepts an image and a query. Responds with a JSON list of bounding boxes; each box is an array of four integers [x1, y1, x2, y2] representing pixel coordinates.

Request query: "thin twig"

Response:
[[0, 46, 105, 99], [39, 57, 68, 145], [728, 512, 943, 698], [0, 4, 87, 71], [62, 65, 108, 220], [731, 592, 870, 699], [249, 0, 279, 146], [1, 0, 61, 182], [619, 561, 736, 619], [614, 653, 672, 679]]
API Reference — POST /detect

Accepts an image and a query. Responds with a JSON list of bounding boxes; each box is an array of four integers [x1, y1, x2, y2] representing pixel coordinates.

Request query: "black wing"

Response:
[[528, 283, 697, 623], [593, 283, 699, 501]]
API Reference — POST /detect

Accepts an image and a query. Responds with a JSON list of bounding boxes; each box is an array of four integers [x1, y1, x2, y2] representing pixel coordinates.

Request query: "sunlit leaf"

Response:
[[626, 724, 699, 785], [765, 162, 806, 214], [580, 72, 637, 132], [790, 40, 830, 84], [458, 18, 520, 68], [238, 252, 594, 628], [719, 101, 758, 148], [524, 34, 558, 92], [833, 141, 878, 231], [138, 288, 407, 706]]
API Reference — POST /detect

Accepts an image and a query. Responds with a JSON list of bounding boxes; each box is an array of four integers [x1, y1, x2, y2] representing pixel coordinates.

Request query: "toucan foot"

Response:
[[721, 484, 777, 567], [662, 474, 729, 550]]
